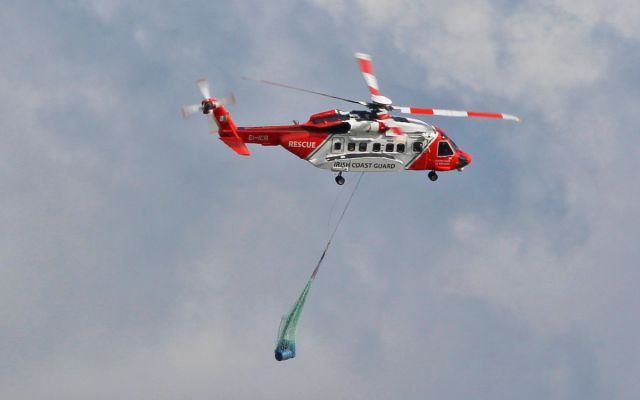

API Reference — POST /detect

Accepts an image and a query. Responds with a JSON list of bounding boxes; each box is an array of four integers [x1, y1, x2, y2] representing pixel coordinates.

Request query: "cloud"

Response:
[[310, 0, 640, 397], [2, 1, 640, 399]]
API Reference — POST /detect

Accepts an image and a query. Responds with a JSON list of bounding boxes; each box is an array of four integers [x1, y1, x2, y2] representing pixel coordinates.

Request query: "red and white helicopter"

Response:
[[181, 52, 520, 185]]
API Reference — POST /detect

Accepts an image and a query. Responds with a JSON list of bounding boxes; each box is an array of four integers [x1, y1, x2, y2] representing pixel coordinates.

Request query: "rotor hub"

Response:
[[201, 98, 216, 114], [371, 95, 392, 108]]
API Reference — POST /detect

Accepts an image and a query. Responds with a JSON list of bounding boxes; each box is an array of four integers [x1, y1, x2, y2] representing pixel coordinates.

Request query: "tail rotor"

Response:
[[181, 78, 236, 119], [180, 78, 250, 156], [181, 78, 237, 132]]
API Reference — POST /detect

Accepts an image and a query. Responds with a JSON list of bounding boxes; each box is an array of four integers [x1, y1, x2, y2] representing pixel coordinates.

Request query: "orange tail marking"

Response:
[[212, 106, 250, 156]]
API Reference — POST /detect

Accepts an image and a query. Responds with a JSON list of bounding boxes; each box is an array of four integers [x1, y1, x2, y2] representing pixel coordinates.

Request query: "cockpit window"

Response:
[[437, 141, 454, 156], [441, 134, 459, 150]]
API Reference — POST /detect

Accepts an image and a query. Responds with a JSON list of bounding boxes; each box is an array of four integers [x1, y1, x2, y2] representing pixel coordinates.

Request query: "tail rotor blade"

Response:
[[196, 78, 212, 99], [226, 92, 236, 106], [216, 92, 236, 107], [181, 104, 202, 119]]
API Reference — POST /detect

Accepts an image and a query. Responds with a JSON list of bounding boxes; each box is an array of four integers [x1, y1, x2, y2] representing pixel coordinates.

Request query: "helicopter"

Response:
[[181, 52, 520, 185]]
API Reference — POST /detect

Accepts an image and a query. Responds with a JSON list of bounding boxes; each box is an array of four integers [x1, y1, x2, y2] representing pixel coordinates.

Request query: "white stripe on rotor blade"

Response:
[[355, 52, 372, 61], [501, 114, 522, 122], [363, 73, 379, 90], [433, 109, 469, 117]]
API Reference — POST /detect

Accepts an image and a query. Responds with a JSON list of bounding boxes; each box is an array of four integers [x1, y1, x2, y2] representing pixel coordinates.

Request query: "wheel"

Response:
[[335, 175, 346, 185], [428, 171, 438, 181]]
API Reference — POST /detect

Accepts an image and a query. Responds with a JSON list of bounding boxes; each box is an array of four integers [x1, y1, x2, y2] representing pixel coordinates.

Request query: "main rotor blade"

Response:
[[354, 52, 381, 97], [242, 76, 366, 107], [394, 106, 521, 122], [196, 78, 212, 99]]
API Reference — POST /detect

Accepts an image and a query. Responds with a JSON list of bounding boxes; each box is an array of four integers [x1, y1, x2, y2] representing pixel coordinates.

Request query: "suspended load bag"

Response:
[[273, 173, 363, 361], [274, 276, 315, 361]]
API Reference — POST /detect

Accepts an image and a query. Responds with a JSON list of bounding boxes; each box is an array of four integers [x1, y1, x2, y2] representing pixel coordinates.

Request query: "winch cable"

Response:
[[274, 173, 364, 361], [326, 181, 346, 230]]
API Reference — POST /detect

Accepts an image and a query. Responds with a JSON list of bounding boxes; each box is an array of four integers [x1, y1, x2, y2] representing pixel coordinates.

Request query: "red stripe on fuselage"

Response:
[[280, 132, 329, 159], [236, 126, 329, 159], [236, 126, 301, 146]]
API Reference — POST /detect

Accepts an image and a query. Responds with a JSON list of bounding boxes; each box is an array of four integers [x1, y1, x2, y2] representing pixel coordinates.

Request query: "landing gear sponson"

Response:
[[334, 171, 439, 185]]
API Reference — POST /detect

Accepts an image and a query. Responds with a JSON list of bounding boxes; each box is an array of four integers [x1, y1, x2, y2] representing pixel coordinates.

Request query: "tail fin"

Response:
[[181, 78, 249, 156], [212, 105, 250, 156]]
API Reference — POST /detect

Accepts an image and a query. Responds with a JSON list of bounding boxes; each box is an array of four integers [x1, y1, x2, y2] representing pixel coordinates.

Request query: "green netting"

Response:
[[274, 241, 326, 361], [274, 277, 314, 361], [278, 278, 313, 341]]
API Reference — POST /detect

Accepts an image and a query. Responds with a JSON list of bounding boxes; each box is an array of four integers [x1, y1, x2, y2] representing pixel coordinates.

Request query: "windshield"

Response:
[[440, 134, 459, 150], [437, 141, 454, 157]]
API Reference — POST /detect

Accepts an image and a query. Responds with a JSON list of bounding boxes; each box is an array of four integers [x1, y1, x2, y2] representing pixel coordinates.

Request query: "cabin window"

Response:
[[347, 142, 356, 152], [412, 141, 423, 153], [372, 143, 381, 152], [333, 141, 342, 151], [385, 143, 394, 152], [358, 142, 367, 152], [437, 141, 454, 156], [397, 143, 405, 153]]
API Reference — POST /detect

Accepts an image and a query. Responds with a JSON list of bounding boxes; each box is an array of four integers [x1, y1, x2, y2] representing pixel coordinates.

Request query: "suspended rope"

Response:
[[326, 181, 346, 230], [274, 173, 364, 361]]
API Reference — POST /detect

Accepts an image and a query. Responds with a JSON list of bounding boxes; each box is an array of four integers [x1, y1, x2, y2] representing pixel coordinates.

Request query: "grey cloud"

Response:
[[2, 1, 639, 399]]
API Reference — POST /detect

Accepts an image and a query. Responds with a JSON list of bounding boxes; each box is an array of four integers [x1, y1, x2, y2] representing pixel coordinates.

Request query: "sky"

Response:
[[2, 1, 640, 399]]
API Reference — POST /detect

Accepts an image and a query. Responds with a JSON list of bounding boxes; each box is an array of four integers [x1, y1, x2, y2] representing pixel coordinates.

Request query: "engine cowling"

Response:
[[348, 120, 389, 133]]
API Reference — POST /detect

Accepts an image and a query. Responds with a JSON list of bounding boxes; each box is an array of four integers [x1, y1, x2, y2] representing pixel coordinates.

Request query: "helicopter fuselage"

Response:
[[233, 109, 472, 174]]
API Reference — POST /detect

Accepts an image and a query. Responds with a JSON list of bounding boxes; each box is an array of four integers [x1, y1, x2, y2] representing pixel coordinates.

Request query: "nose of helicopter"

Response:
[[457, 151, 472, 169]]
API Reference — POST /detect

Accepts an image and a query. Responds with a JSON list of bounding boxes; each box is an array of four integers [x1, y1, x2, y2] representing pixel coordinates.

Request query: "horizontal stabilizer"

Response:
[[220, 136, 250, 156]]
